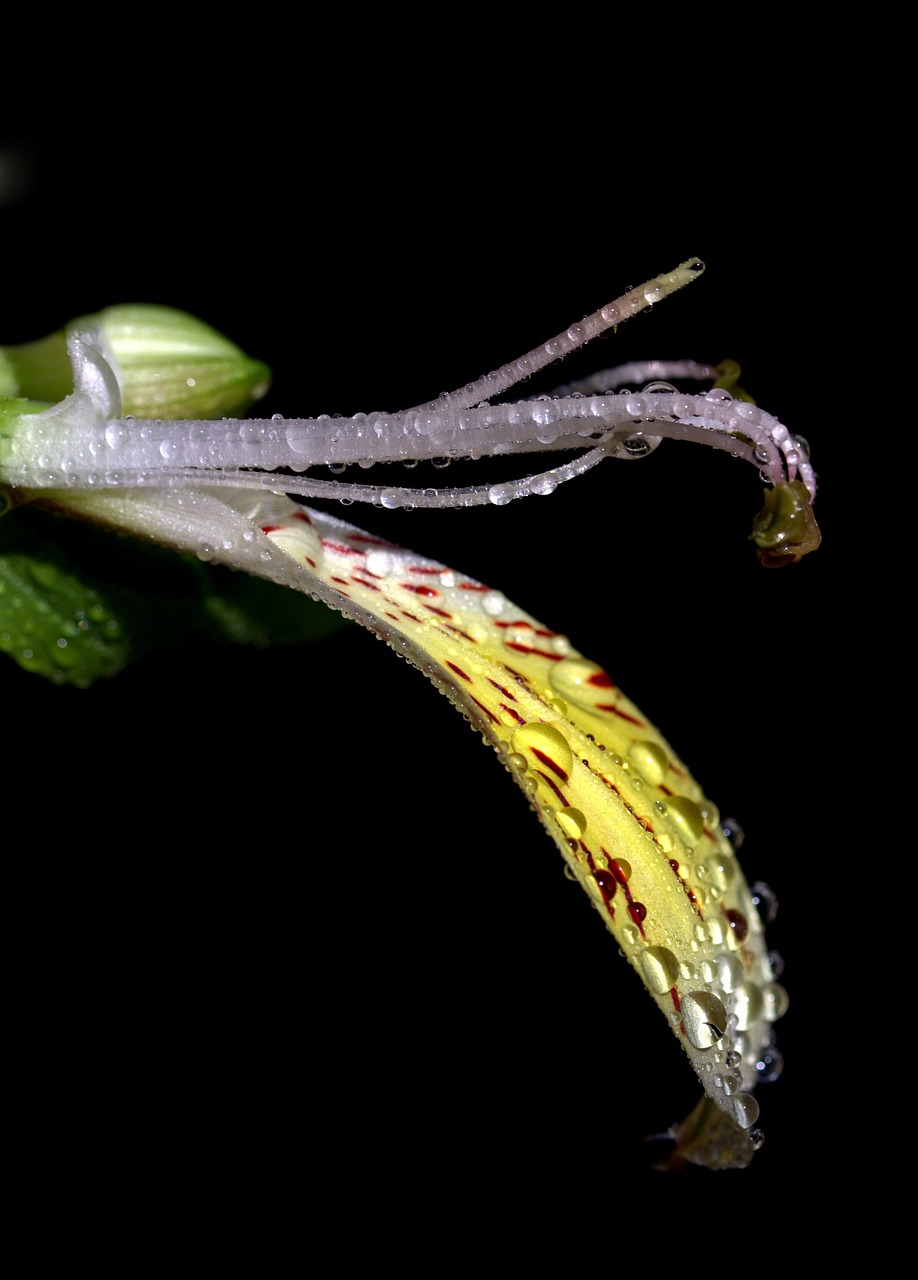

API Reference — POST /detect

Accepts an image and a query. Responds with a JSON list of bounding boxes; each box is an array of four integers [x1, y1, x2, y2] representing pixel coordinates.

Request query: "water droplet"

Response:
[[481, 591, 505, 617], [159, 439, 179, 461], [732, 981, 764, 1032], [366, 550, 394, 576], [682, 991, 727, 1049], [763, 983, 790, 1022], [756, 1047, 785, 1084], [380, 488, 403, 510], [488, 483, 514, 506], [721, 816, 745, 849], [640, 945, 679, 994], [627, 739, 668, 786], [732, 1093, 760, 1129], [665, 795, 705, 846], [714, 952, 744, 993], [548, 656, 613, 711], [555, 807, 587, 839], [724, 909, 749, 944], [705, 854, 736, 892], [751, 880, 779, 924], [510, 722, 573, 782]]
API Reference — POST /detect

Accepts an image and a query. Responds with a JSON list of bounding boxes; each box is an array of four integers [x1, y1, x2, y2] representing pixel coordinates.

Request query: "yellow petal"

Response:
[[244, 491, 783, 1167]]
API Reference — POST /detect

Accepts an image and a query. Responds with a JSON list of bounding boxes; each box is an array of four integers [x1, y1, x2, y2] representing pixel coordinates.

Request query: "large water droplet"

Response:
[[682, 991, 727, 1049], [488, 483, 514, 506], [548, 656, 614, 711], [732, 981, 764, 1032], [665, 795, 705, 846], [640, 946, 680, 994], [555, 807, 587, 840], [627, 739, 668, 786], [510, 722, 573, 782], [763, 983, 790, 1022], [732, 1093, 760, 1129]]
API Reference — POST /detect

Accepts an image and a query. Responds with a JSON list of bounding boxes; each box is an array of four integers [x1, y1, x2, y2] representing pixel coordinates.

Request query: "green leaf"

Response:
[[0, 506, 349, 687]]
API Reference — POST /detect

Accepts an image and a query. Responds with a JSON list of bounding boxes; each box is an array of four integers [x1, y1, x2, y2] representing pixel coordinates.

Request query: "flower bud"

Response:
[[1, 304, 271, 419]]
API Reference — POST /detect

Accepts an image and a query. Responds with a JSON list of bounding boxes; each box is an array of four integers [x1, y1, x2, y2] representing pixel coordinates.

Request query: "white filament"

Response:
[[0, 258, 817, 507]]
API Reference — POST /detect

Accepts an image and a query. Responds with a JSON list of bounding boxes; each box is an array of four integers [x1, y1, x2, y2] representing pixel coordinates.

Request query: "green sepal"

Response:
[[0, 506, 349, 687]]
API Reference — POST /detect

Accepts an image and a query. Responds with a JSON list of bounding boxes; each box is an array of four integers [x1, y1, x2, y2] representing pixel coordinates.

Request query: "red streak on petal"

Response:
[[350, 533, 394, 546], [351, 576, 381, 591], [500, 704, 525, 725], [488, 679, 516, 700], [494, 620, 556, 637], [323, 540, 364, 556], [406, 565, 443, 575], [536, 771, 568, 806], [670, 987, 681, 1012], [505, 643, 563, 660], [446, 661, 472, 682], [291, 511, 313, 524], [305, 557, 316, 568], [470, 697, 500, 725], [588, 671, 615, 688], [260, 525, 281, 534], [330, 576, 349, 585], [459, 582, 491, 592], [400, 611, 423, 623], [400, 583, 439, 597], [595, 704, 644, 725], [445, 626, 477, 642], [605, 854, 646, 938], [424, 605, 453, 618], [531, 748, 569, 782]]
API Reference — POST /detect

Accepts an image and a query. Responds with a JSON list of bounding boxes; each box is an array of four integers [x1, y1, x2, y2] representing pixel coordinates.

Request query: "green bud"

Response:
[[0, 305, 271, 420]]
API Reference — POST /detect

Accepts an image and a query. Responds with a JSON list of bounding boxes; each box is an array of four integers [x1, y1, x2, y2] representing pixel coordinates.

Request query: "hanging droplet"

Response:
[[681, 991, 727, 1050], [732, 1093, 760, 1129]]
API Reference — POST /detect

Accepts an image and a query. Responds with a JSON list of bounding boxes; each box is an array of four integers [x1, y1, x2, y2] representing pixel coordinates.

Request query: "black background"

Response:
[[2, 88, 860, 1239]]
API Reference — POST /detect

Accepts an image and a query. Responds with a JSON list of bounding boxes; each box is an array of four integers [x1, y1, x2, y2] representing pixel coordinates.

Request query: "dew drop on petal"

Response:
[[665, 795, 706, 846], [628, 739, 668, 786], [639, 945, 680, 994], [732, 1093, 760, 1129], [548, 656, 613, 711], [681, 991, 727, 1049], [510, 722, 574, 782], [555, 807, 587, 840]]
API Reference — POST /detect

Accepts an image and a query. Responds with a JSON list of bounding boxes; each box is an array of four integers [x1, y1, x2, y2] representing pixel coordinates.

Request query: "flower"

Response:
[[0, 261, 815, 1166]]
